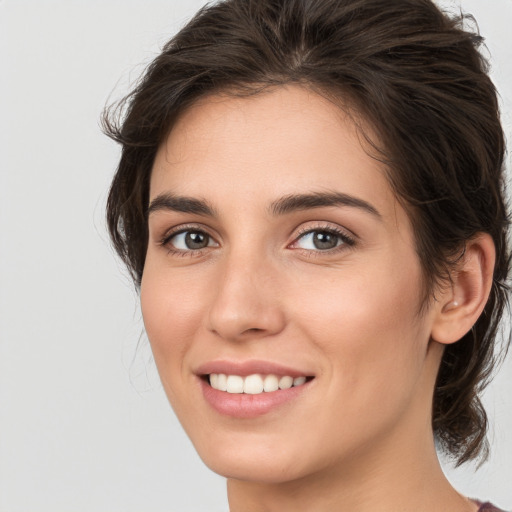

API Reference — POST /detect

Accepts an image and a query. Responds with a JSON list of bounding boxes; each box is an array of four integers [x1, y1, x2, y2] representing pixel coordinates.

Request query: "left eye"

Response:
[[294, 230, 346, 251], [168, 230, 217, 251]]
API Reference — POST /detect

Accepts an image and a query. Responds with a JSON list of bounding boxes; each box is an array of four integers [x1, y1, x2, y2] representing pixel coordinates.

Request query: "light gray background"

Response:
[[0, 1, 511, 511]]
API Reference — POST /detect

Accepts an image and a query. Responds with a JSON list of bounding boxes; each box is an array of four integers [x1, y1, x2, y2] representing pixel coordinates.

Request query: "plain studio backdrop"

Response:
[[0, 1, 511, 511]]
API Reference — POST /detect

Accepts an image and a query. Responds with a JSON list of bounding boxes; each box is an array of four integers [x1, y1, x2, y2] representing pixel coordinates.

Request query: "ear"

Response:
[[430, 233, 495, 345]]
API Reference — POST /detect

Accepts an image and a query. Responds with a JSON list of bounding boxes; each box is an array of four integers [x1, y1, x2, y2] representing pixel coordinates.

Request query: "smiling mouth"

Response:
[[206, 373, 314, 395]]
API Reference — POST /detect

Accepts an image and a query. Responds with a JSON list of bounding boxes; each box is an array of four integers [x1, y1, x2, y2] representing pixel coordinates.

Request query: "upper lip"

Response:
[[195, 359, 314, 378]]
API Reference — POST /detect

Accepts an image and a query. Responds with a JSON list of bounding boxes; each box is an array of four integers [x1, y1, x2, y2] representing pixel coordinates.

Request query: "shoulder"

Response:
[[476, 502, 508, 512]]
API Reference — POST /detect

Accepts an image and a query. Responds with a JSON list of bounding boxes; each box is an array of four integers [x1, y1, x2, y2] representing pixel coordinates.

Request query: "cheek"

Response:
[[140, 263, 208, 381], [139, 263, 217, 436], [291, 256, 428, 409], [293, 254, 424, 342]]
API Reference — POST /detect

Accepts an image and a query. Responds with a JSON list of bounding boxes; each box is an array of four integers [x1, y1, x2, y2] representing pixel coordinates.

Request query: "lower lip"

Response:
[[199, 378, 311, 419]]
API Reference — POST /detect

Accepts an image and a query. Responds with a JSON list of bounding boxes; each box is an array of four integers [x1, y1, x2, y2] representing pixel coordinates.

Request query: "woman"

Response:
[[103, 0, 510, 510]]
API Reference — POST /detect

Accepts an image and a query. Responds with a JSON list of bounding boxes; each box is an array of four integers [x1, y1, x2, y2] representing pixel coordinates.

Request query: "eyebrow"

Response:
[[147, 191, 381, 219], [269, 191, 381, 218], [147, 193, 217, 217]]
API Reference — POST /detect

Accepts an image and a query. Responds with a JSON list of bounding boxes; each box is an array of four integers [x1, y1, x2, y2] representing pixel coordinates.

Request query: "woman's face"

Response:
[[142, 86, 442, 483]]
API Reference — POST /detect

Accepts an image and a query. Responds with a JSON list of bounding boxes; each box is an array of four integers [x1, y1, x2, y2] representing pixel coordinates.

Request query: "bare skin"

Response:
[[142, 85, 493, 512]]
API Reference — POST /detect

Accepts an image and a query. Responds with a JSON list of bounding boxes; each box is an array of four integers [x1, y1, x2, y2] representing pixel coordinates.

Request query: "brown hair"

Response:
[[103, 0, 510, 465]]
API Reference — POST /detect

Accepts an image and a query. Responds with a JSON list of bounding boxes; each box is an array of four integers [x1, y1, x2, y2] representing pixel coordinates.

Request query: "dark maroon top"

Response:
[[477, 502, 507, 512]]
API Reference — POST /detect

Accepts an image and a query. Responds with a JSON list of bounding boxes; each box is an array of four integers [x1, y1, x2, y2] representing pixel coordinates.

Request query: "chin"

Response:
[[188, 425, 343, 485], [186, 429, 305, 483], [203, 452, 310, 484]]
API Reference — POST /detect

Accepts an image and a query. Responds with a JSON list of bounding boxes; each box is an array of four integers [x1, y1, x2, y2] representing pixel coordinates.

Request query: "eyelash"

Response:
[[159, 224, 216, 258], [159, 223, 356, 257], [291, 225, 356, 255]]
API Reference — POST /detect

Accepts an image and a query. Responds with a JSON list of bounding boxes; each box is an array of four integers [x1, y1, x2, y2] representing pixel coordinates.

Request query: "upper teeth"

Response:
[[209, 374, 307, 394]]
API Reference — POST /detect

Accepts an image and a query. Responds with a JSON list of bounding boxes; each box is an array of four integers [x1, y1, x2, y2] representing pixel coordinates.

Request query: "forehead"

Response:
[[150, 85, 398, 221]]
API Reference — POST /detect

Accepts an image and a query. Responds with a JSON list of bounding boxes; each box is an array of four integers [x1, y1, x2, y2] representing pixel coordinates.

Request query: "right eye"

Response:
[[166, 230, 218, 251]]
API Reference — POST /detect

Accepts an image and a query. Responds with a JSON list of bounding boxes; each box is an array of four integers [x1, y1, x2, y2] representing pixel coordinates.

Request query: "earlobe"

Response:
[[430, 233, 495, 345]]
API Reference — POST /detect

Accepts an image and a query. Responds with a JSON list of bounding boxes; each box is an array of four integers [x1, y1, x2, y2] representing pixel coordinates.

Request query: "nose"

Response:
[[206, 253, 286, 342]]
